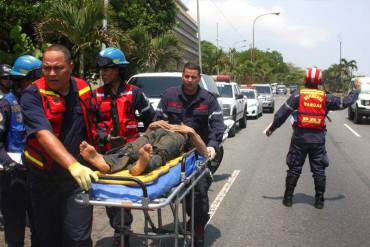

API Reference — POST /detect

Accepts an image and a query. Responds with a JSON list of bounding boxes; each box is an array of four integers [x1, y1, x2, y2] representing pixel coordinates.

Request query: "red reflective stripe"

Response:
[[194, 104, 209, 110], [168, 101, 183, 108]]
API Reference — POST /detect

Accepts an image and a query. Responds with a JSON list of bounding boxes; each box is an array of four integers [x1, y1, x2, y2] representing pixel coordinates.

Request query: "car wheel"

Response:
[[228, 124, 236, 138], [353, 106, 362, 124], [239, 109, 247, 128], [209, 146, 224, 174], [348, 107, 354, 120]]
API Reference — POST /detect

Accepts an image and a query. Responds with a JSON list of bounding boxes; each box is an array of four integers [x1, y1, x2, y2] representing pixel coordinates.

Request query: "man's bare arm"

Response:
[[170, 124, 208, 156], [36, 130, 77, 169]]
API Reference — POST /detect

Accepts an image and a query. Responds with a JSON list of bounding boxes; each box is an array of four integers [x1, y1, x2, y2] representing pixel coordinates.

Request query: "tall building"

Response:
[[174, 0, 199, 66]]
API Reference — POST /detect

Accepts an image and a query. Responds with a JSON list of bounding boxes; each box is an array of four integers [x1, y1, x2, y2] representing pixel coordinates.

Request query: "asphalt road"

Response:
[[1, 95, 369, 247]]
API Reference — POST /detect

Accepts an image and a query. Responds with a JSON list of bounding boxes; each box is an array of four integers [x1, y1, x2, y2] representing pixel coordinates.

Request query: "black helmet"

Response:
[[0, 64, 12, 79]]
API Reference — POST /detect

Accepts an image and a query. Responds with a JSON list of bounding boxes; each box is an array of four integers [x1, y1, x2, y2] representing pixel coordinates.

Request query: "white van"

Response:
[[348, 77, 370, 123]]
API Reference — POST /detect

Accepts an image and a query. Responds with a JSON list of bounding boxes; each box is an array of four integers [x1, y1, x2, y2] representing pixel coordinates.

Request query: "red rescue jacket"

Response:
[[297, 88, 326, 130], [24, 77, 97, 170], [95, 83, 139, 152]]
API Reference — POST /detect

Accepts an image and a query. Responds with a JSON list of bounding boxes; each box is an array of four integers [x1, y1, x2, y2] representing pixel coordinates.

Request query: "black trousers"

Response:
[[286, 140, 329, 177], [28, 169, 93, 247], [1, 170, 39, 247]]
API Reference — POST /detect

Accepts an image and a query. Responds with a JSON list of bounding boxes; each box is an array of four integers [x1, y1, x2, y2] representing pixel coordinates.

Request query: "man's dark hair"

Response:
[[183, 62, 201, 75], [44, 44, 72, 63]]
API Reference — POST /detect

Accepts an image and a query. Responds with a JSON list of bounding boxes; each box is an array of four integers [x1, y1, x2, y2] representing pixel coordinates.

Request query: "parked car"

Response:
[[128, 72, 229, 174], [289, 84, 298, 94], [241, 88, 263, 118], [216, 81, 247, 137], [276, 84, 287, 94], [255, 84, 275, 113], [348, 77, 370, 123]]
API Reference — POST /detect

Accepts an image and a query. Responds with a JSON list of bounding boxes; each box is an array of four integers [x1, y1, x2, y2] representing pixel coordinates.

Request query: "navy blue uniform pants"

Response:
[[28, 169, 93, 247], [185, 172, 212, 226], [286, 141, 329, 177], [1, 170, 39, 247]]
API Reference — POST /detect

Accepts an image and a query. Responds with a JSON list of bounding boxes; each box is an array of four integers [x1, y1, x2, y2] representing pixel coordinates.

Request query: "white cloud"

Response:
[[182, 0, 329, 49]]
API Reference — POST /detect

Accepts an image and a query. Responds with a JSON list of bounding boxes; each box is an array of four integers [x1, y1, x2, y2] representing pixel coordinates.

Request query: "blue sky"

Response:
[[182, 0, 370, 75]]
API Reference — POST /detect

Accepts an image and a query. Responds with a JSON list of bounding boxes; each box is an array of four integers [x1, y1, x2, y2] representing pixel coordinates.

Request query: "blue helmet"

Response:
[[10, 55, 42, 78], [97, 47, 129, 68]]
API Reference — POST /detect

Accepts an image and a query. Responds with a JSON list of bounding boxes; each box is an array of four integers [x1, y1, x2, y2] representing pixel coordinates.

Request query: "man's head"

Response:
[[10, 55, 42, 94], [305, 67, 322, 89], [42, 44, 73, 94], [182, 62, 201, 95], [96, 47, 129, 85], [0, 64, 12, 93]]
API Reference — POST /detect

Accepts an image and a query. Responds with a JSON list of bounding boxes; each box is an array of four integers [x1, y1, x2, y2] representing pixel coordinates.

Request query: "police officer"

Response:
[[0, 55, 42, 247], [154, 62, 224, 247], [20, 44, 99, 247], [0, 64, 12, 98], [266, 67, 361, 209], [95, 47, 155, 247]]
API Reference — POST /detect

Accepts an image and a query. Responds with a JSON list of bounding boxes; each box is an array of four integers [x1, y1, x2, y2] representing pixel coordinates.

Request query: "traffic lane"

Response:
[[206, 102, 370, 247], [326, 109, 370, 189]]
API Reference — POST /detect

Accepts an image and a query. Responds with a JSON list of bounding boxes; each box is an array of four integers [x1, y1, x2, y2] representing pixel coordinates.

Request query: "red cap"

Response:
[[305, 67, 322, 84]]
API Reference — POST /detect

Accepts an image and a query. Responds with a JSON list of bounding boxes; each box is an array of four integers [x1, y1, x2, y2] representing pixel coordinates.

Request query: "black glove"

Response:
[[106, 135, 126, 149]]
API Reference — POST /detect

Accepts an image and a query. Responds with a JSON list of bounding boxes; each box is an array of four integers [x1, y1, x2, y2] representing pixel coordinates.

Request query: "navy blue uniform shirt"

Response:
[[270, 89, 360, 144], [21, 80, 88, 175], [0, 98, 18, 167], [155, 86, 224, 150]]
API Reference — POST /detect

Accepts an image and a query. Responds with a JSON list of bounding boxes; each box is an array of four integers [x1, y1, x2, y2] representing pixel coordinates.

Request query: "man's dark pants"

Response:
[[28, 168, 93, 247], [286, 141, 329, 177], [1, 170, 39, 247]]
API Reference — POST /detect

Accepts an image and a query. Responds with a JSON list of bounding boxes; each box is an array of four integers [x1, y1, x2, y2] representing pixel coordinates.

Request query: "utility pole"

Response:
[[216, 22, 220, 75], [102, 0, 108, 50], [196, 0, 202, 73]]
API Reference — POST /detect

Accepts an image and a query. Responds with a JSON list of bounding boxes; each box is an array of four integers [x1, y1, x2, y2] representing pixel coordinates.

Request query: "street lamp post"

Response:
[[196, 0, 202, 73], [251, 11, 280, 62]]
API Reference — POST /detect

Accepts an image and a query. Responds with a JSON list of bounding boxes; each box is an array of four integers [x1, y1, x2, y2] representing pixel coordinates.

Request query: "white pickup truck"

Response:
[[216, 81, 247, 137]]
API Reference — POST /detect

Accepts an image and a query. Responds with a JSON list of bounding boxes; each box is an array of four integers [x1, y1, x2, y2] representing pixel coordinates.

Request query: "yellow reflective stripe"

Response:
[[39, 89, 60, 97], [300, 89, 324, 95], [79, 86, 90, 96], [24, 150, 44, 168]]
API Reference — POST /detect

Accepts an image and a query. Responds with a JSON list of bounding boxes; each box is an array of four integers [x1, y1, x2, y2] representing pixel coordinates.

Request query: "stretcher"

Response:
[[75, 149, 210, 247]]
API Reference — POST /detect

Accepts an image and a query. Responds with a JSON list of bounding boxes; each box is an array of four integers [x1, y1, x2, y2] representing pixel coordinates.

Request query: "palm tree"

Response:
[[36, 0, 120, 75], [340, 58, 357, 78]]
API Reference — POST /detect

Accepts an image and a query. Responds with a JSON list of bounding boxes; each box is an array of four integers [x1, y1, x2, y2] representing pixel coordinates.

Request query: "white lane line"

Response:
[[344, 124, 361, 137], [263, 123, 272, 134], [206, 170, 240, 228]]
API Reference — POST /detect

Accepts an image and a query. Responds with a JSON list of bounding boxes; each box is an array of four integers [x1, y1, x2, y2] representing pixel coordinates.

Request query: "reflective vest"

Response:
[[95, 83, 139, 152], [4, 92, 26, 153], [297, 88, 326, 130], [24, 77, 96, 170]]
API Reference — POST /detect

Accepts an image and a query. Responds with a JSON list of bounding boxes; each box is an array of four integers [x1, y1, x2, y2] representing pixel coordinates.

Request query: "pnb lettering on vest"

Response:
[[297, 89, 326, 130]]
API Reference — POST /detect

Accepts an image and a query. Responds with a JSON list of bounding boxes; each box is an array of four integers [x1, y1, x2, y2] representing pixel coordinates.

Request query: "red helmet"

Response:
[[305, 67, 322, 84]]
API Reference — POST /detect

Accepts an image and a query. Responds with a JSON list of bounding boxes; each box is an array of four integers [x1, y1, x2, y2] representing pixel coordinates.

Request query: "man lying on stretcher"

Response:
[[80, 121, 212, 176]]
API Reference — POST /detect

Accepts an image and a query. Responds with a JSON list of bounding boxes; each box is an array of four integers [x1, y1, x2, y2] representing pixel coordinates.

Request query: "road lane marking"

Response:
[[344, 124, 361, 137], [206, 170, 240, 227], [263, 123, 272, 134]]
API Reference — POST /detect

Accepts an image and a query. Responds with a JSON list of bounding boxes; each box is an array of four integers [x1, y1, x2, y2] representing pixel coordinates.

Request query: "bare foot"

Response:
[[129, 144, 153, 176], [80, 141, 109, 172]]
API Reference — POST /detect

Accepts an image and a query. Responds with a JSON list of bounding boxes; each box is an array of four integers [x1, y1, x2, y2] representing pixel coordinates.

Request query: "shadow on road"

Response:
[[262, 193, 345, 207], [212, 173, 230, 182], [205, 224, 221, 246]]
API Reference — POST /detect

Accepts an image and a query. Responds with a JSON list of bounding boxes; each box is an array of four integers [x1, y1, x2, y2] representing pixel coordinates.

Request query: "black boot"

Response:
[[283, 175, 299, 207], [314, 176, 326, 209]]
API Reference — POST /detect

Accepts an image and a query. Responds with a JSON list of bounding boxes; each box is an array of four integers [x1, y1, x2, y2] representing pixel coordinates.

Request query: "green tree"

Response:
[[110, 0, 178, 37], [36, 0, 121, 75]]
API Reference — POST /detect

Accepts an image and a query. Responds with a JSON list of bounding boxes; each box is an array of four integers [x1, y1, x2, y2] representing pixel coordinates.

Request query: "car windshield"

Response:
[[242, 91, 255, 99], [361, 81, 370, 93], [129, 76, 183, 97], [255, 86, 271, 94], [277, 85, 286, 89], [217, 84, 233, 98]]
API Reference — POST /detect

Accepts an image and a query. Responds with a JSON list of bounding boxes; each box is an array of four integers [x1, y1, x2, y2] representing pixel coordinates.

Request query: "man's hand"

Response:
[[170, 123, 196, 136], [354, 79, 361, 90], [265, 128, 273, 137], [68, 162, 99, 191], [207, 147, 216, 160], [148, 120, 172, 130]]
